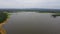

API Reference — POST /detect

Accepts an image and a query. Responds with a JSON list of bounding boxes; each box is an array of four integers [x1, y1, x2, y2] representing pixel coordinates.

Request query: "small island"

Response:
[[52, 13, 60, 18]]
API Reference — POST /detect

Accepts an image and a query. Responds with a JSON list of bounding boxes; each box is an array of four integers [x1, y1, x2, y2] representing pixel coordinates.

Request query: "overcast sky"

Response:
[[0, 0, 60, 9]]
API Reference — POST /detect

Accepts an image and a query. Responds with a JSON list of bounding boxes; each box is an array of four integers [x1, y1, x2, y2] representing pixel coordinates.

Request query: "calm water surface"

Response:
[[3, 12, 60, 34]]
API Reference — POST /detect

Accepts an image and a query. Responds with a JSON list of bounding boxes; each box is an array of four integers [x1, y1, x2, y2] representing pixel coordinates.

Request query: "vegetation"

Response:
[[0, 12, 9, 24], [0, 9, 60, 21], [0, 9, 60, 13]]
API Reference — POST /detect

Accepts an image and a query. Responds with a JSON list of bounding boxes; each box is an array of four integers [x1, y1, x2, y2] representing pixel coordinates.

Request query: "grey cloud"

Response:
[[0, 0, 60, 9]]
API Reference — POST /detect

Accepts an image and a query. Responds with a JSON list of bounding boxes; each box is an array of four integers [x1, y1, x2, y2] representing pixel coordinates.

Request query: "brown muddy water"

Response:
[[3, 12, 60, 34]]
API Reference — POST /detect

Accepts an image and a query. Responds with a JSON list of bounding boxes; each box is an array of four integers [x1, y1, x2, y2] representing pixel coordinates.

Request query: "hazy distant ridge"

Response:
[[0, 8, 60, 13]]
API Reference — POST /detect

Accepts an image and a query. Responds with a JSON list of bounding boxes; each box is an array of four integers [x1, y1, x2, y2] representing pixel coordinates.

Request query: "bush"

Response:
[[0, 12, 9, 24]]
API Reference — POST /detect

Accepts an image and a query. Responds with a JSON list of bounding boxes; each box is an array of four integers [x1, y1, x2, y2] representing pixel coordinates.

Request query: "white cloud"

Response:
[[0, 0, 60, 9]]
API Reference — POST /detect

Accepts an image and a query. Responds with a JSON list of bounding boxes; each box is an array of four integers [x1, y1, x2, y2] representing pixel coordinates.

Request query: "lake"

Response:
[[3, 12, 60, 34]]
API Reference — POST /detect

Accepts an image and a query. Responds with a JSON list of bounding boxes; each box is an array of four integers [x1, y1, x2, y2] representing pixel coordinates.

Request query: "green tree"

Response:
[[0, 12, 9, 24]]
